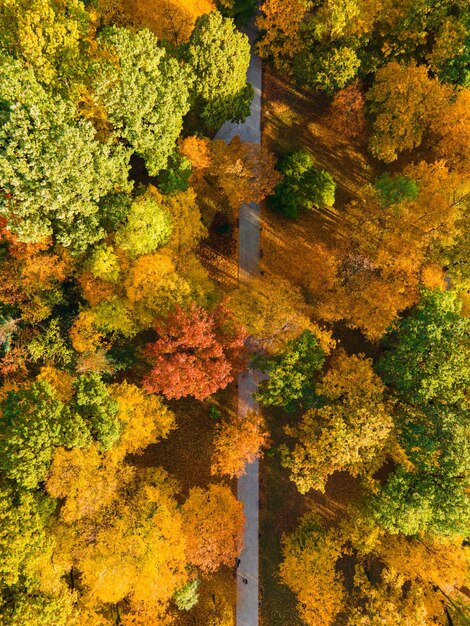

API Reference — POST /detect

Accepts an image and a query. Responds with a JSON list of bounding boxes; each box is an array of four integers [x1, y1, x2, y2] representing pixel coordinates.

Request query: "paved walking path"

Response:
[[215, 19, 262, 626]]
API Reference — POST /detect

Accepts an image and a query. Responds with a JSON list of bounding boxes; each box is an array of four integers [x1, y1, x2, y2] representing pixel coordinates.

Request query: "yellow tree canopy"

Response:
[[99, 0, 215, 45]]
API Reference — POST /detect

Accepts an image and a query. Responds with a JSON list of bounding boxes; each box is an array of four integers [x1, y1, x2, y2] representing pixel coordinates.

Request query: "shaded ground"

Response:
[[259, 69, 375, 625], [260, 67, 377, 293], [134, 383, 237, 494]]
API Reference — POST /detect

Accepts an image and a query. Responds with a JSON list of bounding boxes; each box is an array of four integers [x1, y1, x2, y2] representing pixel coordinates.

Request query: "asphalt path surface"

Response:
[[215, 19, 262, 626]]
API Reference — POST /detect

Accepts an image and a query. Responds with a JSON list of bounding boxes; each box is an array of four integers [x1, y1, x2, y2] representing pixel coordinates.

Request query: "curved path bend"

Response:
[[215, 20, 262, 626]]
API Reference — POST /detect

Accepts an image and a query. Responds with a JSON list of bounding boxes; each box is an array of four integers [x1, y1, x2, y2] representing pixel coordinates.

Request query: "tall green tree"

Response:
[[377, 289, 470, 406], [0, 382, 90, 489], [256, 330, 325, 409], [294, 44, 360, 95], [94, 26, 192, 175], [0, 481, 55, 587], [371, 403, 470, 536], [0, 0, 90, 86], [268, 150, 335, 219], [71, 374, 122, 451], [115, 191, 172, 258], [0, 587, 76, 626], [187, 11, 253, 129], [0, 57, 131, 253]]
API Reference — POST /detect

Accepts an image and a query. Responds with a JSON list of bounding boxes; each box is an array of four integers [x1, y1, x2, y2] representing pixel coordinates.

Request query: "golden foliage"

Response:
[[285, 351, 394, 492], [56, 469, 188, 612], [69, 310, 104, 353], [124, 251, 191, 324], [256, 0, 309, 74], [180, 135, 211, 170], [36, 366, 74, 402], [46, 445, 134, 523], [182, 135, 280, 223], [182, 484, 244, 572], [280, 515, 346, 626], [430, 88, 470, 174], [111, 381, 175, 454], [99, 0, 215, 44], [0, 238, 71, 323], [315, 163, 468, 339], [367, 61, 452, 162], [155, 187, 207, 258], [281, 511, 470, 626], [376, 534, 469, 591], [211, 137, 281, 210], [229, 275, 313, 352], [211, 411, 269, 479]]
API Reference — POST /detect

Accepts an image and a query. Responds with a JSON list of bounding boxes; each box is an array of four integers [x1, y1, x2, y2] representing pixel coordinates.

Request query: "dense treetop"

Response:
[[0, 0, 468, 623]]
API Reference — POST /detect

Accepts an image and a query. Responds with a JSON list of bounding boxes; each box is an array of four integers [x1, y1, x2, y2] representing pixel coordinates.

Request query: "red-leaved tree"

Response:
[[144, 302, 247, 400]]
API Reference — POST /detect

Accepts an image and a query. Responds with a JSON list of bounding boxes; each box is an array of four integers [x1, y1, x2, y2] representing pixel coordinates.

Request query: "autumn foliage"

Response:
[[211, 411, 269, 478], [144, 302, 247, 400], [256, 0, 309, 74], [181, 135, 280, 223], [182, 484, 244, 572], [326, 81, 367, 142], [0, 0, 468, 623], [100, 0, 215, 45]]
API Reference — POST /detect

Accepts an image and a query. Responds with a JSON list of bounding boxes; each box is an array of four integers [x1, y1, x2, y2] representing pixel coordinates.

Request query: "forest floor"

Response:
[[260, 66, 378, 291], [259, 67, 377, 625]]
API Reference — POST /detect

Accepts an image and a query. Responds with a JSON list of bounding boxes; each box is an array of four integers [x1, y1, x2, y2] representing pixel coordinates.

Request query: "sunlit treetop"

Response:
[[0, 56, 131, 253]]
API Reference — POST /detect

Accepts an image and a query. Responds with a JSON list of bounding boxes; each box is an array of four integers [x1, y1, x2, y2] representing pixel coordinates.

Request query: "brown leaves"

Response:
[[181, 135, 281, 223]]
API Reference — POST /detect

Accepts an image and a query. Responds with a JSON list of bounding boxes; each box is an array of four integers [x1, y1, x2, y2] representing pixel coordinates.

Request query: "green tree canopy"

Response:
[[377, 289, 470, 406], [0, 587, 75, 626], [72, 373, 122, 451], [0, 57, 131, 253], [0, 481, 55, 587], [373, 173, 419, 208], [86, 244, 121, 283], [256, 330, 325, 409], [27, 319, 74, 367], [115, 192, 172, 258], [94, 26, 192, 175], [0, 0, 90, 86], [0, 382, 90, 489], [187, 11, 253, 129], [293, 45, 360, 95], [268, 150, 335, 219], [428, 15, 470, 86], [371, 403, 470, 537]]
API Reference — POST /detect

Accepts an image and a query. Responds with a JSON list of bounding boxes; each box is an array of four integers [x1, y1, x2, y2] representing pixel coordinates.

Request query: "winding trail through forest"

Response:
[[215, 19, 262, 626]]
